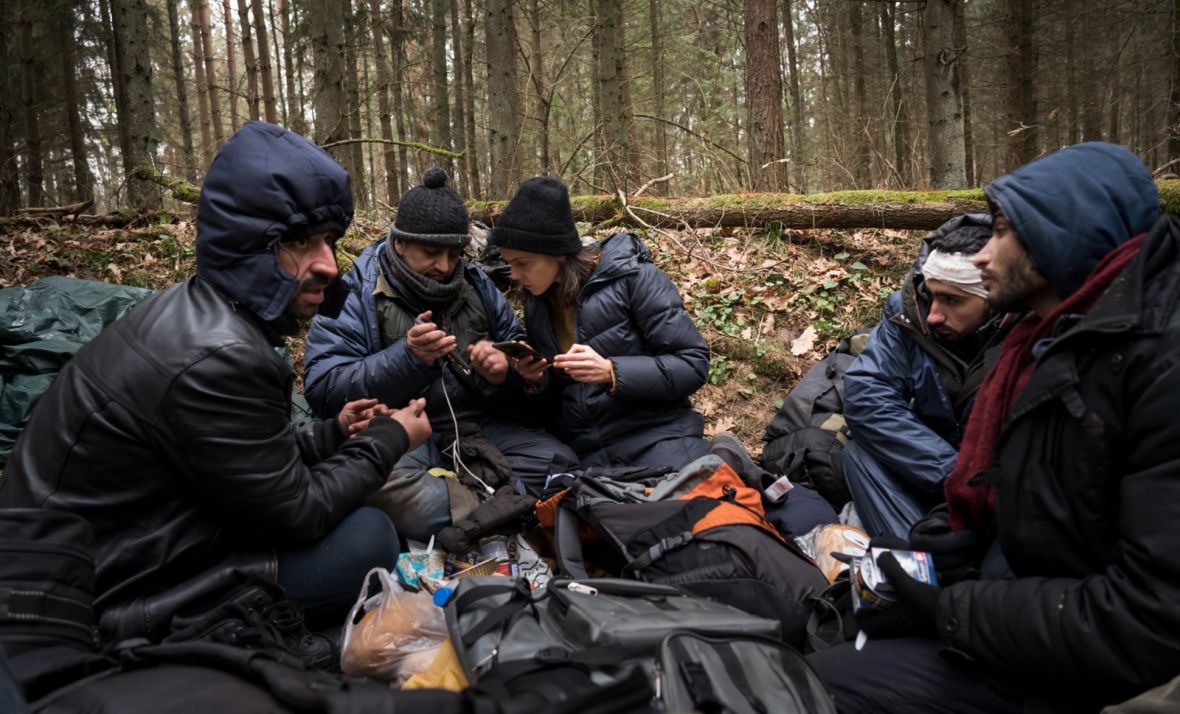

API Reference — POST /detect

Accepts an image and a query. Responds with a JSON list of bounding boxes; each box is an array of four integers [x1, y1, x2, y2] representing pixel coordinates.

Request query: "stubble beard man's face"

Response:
[[983, 250, 1048, 314]]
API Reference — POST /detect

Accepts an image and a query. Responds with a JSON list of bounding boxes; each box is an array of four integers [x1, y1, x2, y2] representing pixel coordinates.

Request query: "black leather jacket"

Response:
[[0, 277, 407, 625]]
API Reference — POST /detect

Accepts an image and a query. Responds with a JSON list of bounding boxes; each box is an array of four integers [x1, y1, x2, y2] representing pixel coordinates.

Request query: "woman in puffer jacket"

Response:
[[488, 176, 711, 470]]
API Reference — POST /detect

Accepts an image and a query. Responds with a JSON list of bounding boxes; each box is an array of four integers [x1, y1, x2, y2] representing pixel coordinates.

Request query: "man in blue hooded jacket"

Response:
[[0, 122, 430, 640], [842, 214, 1012, 539], [808, 143, 1180, 713], [303, 168, 577, 542]]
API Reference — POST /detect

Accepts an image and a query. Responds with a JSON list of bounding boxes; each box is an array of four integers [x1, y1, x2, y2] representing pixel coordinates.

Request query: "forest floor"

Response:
[[0, 211, 920, 457]]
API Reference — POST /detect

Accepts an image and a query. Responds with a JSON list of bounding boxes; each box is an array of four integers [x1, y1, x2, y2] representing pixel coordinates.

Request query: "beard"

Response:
[[983, 253, 1048, 313]]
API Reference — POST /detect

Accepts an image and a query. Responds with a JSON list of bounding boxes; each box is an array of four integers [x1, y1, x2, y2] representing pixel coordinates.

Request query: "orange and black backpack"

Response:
[[536, 455, 827, 649]]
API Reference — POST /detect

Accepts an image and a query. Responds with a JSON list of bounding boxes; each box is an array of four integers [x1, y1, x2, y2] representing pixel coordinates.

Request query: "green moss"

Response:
[[1158, 179, 1180, 215]]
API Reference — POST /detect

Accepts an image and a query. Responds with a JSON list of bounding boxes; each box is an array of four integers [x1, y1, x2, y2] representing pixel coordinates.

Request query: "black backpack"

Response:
[[760, 331, 870, 509]]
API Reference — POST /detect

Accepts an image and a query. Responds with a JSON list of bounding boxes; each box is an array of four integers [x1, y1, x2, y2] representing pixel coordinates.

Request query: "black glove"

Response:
[[436, 486, 538, 554], [857, 551, 942, 640], [909, 504, 984, 585]]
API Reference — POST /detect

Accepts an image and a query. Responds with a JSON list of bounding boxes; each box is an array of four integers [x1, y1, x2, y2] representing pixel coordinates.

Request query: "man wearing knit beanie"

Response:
[[304, 167, 577, 542], [809, 143, 1180, 712]]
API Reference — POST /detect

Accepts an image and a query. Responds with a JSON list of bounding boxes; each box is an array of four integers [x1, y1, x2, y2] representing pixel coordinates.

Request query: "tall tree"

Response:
[[166, 0, 197, 178], [526, 0, 546, 174], [1170, 0, 1180, 161], [594, 0, 637, 191], [18, 3, 44, 206], [238, 0, 261, 120], [279, 0, 302, 132], [461, 0, 480, 198], [783, 0, 804, 192], [111, 0, 161, 209], [252, 0, 279, 122], [1005, 0, 1037, 168], [370, 0, 400, 201], [0, 7, 22, 214], [921, 0, 967, 188], [847, 0, 870, 186], [431, 0, 453, 171], [951, 0, 974, 184], [58, 8, 94, 204], [197, 0, 225, 146], [450, 0, 469, 195], [190, 0, 214, 165], [389, 0, 410, 203], [648, 0, 668, 194], [343, 4, 368, 208], [486, 0, 521, 198], [880, 1, 909, 187], [743, 0, 786, 191], [223, 0, 241, 126]]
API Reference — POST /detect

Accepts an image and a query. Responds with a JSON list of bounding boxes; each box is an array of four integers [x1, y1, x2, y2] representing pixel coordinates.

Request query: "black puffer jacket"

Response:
[[938, 214, 1180, 709], [524, 233, 709, 458], [0, 122, 408, 623]]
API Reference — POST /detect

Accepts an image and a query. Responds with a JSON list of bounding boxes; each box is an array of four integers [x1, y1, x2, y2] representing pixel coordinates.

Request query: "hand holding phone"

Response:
[[492, 341, 547, 362]]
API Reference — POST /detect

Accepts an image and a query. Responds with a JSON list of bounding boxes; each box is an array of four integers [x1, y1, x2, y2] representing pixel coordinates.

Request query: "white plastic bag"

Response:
[[340, 567, 449, 686]]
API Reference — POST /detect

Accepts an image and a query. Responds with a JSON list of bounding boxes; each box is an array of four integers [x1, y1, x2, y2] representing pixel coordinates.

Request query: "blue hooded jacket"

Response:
[[984, 142, 1159, 300], [196, 121, 354, 322]]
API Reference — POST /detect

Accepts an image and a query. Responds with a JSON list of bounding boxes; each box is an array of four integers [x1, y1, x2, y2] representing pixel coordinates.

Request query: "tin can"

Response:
[[850, 548, 938, 616], [479, 536, 512, 577]]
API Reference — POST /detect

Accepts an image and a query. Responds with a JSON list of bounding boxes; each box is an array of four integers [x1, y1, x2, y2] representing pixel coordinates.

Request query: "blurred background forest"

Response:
[[0, 0, 1177, 214]]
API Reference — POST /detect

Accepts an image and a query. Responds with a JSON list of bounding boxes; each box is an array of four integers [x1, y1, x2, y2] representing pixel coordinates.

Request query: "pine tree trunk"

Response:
[[449, 0, 469, 195], [166, 0, 197, 178], [111, 0, 161, 209], [486, 0, 521, 198], [594, 0, 636, 192], [880, 2, 909, 187], [370, 0, 400, 202], [390, 0, 409, 204], [267, 0, 287, 125], [223, 0, 240, 127], [238, 0, 261, 120], [922, 0, 967, 188], [952, 1, 974, 185], [0, 11, 22, 214], [59, 11, 94, 205], [431, 0, 453, 173], [744, 0, 786, 191], [528, 0, 547, 175], [1170, 0, 1180, 161], [1005, 0, 1037, 168], [252, 0, 279, 123], [19, 7, 44, 206], [648, 0, 668, 195], [344, 6, 369, 209], [190, 0, 214, 165], [462, 0, 480, 199], [198, 0, 225, 146], [280, 0, 303, 132], [783, 0, 804, 193], [848, 0, 870, 187]]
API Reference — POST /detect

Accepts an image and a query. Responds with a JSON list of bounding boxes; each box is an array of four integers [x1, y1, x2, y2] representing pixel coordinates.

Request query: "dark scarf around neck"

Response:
[[383, 240, 466, 312], [944, 233, 1147, 534]]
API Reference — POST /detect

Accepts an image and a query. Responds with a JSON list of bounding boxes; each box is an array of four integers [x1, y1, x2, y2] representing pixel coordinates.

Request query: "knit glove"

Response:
[[856, 551, 942, 640], [909, 503, 984, 585]]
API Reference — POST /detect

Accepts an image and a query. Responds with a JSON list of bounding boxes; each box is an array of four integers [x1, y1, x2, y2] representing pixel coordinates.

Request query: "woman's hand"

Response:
[[552, 343, 613, 384], [514, 354, 549, 385]]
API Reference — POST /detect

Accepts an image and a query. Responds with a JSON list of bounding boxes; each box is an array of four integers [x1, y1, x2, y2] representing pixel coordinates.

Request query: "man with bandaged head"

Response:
[[840, 214, 1014, 539]]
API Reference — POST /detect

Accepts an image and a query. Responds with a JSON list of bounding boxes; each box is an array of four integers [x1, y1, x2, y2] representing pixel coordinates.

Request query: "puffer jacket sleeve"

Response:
[[161, 342, 409, 546], [474, 268, 527, 344], [938, 357, 1180, 692], [609, 264, 709, 401], [303, 262, 439, 418], [843, 295, 958, 491]]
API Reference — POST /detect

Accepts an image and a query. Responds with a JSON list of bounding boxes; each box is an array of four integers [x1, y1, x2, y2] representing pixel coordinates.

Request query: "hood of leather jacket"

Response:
[[195, 121, 354, 322]]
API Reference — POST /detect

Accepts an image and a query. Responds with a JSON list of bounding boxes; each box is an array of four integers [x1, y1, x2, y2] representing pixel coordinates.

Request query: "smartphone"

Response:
[[492, 341, 548, 361]]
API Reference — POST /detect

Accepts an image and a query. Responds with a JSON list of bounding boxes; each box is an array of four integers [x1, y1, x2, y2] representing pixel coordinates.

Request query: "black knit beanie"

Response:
[[389, 167, 471, 247], [489, 176, 581, 255]]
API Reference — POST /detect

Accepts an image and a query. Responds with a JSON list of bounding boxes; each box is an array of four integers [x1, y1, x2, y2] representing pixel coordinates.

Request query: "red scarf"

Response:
[[944, 234, 1147, 532]]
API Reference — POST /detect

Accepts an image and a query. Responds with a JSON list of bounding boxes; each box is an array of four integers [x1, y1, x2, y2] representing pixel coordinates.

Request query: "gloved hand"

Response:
[[857, 551, 942, 640], [909, 504, 983, 585]]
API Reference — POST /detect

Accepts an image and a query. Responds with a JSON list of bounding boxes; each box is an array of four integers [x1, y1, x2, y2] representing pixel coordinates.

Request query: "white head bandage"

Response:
[[922, 250, 988, 300]]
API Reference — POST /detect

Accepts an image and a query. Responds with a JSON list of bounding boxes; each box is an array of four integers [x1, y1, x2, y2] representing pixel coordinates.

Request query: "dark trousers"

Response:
[[276, 507, 398, 628], [806, 638, 1024, 714]]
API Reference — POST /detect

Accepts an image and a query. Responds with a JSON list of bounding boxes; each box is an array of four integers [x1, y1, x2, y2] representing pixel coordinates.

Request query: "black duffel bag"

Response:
[[0, 509, 98, 656]]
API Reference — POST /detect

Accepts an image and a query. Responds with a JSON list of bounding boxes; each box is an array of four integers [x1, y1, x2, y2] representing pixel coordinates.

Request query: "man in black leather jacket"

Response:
[[0, 122, 430, 640]]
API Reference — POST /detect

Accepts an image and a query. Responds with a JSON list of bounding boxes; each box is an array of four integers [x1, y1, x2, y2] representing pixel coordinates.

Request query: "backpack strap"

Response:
[[553, 500, 591, 579], [620, 531, 694, 577], [803, 579, 853, 653]]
